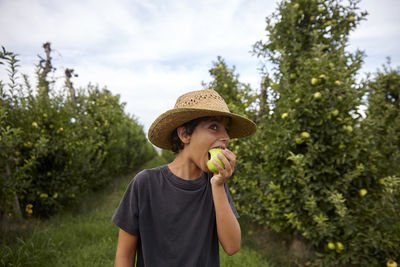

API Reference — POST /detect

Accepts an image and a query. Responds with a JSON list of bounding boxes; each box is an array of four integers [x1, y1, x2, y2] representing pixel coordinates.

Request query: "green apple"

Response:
[[328, 242, 335, 250], [313, 92, 322, 99], [348, 16, 355, 23], [311, 77, 319, 85], [335, 80, 342, 86], [301, 132, 310, 139], [207, 148, 226, 173], [293, 3, 300, 9], [295, 137, 303, 144], [387, 260, 398, 267], [343, 125, 353, 133], [336, 242, 344, 253], [331, 109, 339, 117], [290, 73, 297, 79], [281, 112, 288, 119], [359, 189, 367, 197]]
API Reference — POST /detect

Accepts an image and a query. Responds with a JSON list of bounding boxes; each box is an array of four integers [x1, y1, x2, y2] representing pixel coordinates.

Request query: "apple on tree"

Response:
[[311, 77, 319, 85], [313, 92, 322, 99], [327, 242, 335, 250], [331, 109, 339, 117], [336, 242, 344, 253], [359, 189, 368, 197], [301, 132, 310, 139]]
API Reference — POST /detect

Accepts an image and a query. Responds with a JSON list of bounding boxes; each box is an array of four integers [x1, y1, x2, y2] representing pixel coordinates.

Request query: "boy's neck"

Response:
[[168, 153, 203, 181]]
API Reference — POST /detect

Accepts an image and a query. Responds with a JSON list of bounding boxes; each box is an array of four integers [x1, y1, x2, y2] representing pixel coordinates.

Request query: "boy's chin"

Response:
[[200, 164, 210, 173]]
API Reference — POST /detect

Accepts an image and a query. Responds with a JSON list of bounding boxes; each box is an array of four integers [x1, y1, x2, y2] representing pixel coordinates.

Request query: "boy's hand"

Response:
[[210, 148, 236, 186]]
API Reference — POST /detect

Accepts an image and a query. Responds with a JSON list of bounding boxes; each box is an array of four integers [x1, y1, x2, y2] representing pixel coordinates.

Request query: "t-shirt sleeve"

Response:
[[224, 183, 239, 218], [112, 174, 142, 236]]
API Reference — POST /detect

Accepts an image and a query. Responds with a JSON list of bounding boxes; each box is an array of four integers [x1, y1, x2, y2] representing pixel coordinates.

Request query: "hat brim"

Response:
[[148, 108, 257, 150]]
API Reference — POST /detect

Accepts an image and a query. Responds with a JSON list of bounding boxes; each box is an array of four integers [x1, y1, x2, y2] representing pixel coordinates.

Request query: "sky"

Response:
[[1, 0, 399, 135]]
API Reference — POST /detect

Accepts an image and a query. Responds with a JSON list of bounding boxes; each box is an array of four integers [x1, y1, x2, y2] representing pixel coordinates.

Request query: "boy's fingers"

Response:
[[220, 149, 236, 169], [217, 153, 233, 176]]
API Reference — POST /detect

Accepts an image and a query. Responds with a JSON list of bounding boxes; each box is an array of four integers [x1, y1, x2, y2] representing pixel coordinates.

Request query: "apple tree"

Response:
[[361, 64, 400, 179], [220, 0, 399, 265], [206, 56, 258, 118], [0, 44, 156, 219]]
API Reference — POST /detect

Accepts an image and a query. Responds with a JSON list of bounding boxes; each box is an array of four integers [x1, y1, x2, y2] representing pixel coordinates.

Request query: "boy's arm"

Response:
[[210, 148, 241, 256], [211, 182, 241, 255], [115, 228, 138, 267]]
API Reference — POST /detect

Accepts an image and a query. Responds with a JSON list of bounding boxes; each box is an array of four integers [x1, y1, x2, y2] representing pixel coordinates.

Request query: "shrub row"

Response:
[[0, 45, 157, 218]]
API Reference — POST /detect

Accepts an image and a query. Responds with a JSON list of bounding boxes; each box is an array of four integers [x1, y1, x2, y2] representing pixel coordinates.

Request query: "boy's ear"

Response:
[[177, 126, 191, 145]]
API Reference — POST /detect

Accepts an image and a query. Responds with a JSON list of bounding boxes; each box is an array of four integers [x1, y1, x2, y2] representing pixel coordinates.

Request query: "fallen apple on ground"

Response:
[[207, 148, 226, 173]]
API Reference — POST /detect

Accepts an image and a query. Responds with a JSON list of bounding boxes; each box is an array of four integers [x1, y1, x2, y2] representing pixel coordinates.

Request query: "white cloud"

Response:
[[1, 0, 399, 134], [348, 0, 400, 74]]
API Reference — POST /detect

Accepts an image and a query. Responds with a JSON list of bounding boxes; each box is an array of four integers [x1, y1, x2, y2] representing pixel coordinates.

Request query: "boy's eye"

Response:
[[209, 124, 218, 130]]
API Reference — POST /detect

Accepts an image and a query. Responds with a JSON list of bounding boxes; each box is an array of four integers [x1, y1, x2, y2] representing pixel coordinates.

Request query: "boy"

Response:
[[112, 89, 256, 266]]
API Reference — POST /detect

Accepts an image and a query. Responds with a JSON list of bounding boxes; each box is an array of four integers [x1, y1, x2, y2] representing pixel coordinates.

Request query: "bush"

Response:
[[0, 44, 157, 218], [207, 0, 399, 265]]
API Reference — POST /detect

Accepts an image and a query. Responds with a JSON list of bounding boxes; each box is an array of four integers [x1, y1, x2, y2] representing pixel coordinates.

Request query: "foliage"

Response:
[[160, 149, 175, 164], [208, 0, 399, 266], [205, 56, 258, 119], [0, 159, 269, 267], [0, 44, 156, 219], [361, 64, 400, 179]]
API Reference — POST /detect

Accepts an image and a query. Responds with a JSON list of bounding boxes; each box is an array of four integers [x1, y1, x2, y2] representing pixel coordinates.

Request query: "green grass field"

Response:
[[0, 158, 270, 267]]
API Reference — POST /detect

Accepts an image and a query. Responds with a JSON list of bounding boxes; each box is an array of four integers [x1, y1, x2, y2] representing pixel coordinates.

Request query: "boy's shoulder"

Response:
[[132, 165, 167, 184]]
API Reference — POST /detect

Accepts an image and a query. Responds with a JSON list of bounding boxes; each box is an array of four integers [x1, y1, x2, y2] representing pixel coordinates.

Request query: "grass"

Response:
[[0, 157, 270, 267]]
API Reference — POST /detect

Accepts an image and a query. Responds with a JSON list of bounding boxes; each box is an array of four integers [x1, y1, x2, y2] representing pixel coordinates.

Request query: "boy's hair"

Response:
[[170, 117, 210, 153]]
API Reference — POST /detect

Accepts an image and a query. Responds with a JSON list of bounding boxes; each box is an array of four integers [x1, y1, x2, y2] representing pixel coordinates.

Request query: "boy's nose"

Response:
[[219, 129, 230, 146]]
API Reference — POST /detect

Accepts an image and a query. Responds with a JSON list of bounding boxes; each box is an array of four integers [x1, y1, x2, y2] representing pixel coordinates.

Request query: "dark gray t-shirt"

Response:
[[112, 165, 239, 267]]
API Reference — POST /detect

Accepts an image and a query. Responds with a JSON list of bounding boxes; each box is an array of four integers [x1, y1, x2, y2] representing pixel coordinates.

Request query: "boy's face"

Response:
[[183, 116, 230, 172]]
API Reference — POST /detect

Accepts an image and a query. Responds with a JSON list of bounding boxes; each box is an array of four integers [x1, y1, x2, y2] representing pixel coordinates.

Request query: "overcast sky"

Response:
[[1, 0, 399, 134]]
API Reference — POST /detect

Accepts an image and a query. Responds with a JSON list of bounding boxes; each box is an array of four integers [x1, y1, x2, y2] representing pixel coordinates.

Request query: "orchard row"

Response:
[[0, 45, 156, 218]]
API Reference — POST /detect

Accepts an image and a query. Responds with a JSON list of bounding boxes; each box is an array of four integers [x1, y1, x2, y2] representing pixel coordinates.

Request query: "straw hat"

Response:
[[148, 89, 257, 150]]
